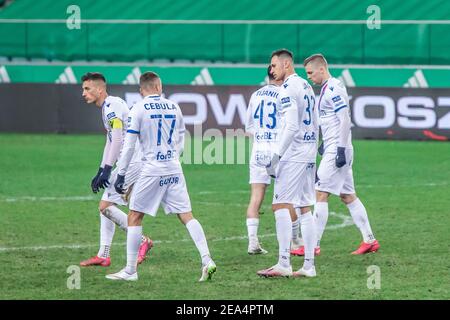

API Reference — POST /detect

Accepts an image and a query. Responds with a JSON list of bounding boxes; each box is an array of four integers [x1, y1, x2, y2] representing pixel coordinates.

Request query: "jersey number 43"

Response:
[[254, 100, 277, 129]]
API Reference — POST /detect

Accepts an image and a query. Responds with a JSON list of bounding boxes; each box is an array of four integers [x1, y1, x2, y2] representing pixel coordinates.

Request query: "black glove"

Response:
[[318, 142, 324, 156], [114, 174, 126, 194], [97, 165, 112, 189], [91, 167, 103, 193], [335, 147, 346, 168], [266, 153, 280, 179]]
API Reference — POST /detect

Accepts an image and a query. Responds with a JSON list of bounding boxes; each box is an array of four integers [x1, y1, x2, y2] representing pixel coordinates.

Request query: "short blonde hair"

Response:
[[303, 53, 328, 67]]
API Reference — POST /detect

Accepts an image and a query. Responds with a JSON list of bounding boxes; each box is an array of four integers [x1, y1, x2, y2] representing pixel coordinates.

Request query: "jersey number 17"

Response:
[[150, 114, 176, 146]]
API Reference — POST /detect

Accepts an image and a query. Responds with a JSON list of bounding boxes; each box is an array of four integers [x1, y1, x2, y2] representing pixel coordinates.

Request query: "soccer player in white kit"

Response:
[[257, 49, 318, 278], [303, 54, 380, 255], [105, 72, 216, 282], [245, 66, 283, 255], [245, 66, 304, 255], [80, 72, 152, 267]]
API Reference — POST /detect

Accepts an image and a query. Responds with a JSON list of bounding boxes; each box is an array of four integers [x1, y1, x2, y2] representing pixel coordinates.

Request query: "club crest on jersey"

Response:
[[106, 112, 116, 120], [329, 86, 334, 91], [281, 97, 290, 104], [332, 96, 342, 103]]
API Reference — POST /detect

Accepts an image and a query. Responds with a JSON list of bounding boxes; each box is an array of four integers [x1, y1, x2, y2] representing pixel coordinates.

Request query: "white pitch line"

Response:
[[0, 212, 353, 253], [0, 181, 447, 203], [1, 196, 96, 202]]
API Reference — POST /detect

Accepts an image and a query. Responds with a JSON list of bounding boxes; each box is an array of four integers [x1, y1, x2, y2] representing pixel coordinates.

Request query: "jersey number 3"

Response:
[[303, 95, 315, 125]]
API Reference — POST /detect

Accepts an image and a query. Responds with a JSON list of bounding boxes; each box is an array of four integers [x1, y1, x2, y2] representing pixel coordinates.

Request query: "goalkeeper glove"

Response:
[[318, 142, 324, 156], [266, 153, 281, 178], [114, 174, 126, 194], [335, 147, 346, 168], [91, 167, 103, 193], [97, 165, 112, 189]]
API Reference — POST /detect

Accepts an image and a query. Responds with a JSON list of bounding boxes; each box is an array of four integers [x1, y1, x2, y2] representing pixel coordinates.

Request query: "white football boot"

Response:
[[199, 259, 217, 282], [105, 268, 138, 281], [293, 266, 317, 278]]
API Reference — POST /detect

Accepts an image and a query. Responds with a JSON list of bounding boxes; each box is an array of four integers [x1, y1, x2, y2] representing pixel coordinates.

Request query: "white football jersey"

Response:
[[126, 94, 184, 176], [101, 96, 129, 136], [102, 95, 142, 164], [279, 73, 318, 163], [317, 77, 353, 149], [245, 84, 282, 165]]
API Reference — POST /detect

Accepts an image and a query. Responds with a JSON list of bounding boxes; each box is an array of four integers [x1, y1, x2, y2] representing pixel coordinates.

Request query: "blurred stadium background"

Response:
[[0, 0, 449, 300]]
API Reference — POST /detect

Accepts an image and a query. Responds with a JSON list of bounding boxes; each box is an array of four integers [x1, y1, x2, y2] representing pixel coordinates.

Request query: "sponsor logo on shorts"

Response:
[[159, 176, 180, 186]]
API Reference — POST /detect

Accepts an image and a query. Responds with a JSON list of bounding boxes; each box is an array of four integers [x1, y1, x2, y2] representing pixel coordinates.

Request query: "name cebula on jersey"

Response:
[[144, 102, 176, 110]]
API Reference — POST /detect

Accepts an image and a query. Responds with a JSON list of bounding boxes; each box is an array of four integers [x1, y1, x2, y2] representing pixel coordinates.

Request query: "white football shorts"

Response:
[[129, 173, 192, 216], [102, 162, 143, 206], [249, 161, 271, 185], [273, 161, 316, 207], [316, 148, 355, 195]]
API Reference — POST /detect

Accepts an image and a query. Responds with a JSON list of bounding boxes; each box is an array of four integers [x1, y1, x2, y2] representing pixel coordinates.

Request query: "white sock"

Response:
[[186, 219, 211, 266], [314, 202, 329, 247], [275, 208, 292, 268], [125, 226, 142, 274], [291, 217, 301, 245], [297, 210, 304, 246], [299, 210, 316, 270], [102, 206, 128, 232], [347, 198, 376, 243], [246, 218, 259, 245], [98, 213, 115, 258]]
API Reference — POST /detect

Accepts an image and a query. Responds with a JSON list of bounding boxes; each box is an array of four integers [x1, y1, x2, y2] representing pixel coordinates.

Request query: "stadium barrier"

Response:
[[0, 83, 448, 141]]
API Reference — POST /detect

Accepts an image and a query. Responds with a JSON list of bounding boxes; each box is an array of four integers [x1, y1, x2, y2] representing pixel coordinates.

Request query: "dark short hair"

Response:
[[267, 65, 275, 81], [303, 53, 328, 67], [81, 72, 106, 83], [271, 48, 294, 60], [139, 71, 160, 87]]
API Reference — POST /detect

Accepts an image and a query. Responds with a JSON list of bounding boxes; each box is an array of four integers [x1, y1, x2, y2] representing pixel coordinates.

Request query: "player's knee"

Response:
[[99, 200, 114, 213], [316, 191, 329, 202], [178, 212, 194, 225], [340, 194, 356, 204], [272, 203, 288, 212], [128, 211, 144, 226]]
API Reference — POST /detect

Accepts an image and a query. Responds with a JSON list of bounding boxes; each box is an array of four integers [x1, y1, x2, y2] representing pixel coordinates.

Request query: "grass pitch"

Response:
[[0, 134, 449, 300]]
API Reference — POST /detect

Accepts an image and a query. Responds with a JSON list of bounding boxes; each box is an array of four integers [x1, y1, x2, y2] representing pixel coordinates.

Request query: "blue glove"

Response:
[[318, 142, 324, 156], [97, 165, 112, 189], [114, 174, 126, 194], [91, 167, 103, 193], [335, 147, 346, 168], [266, 153, 280, 178]]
